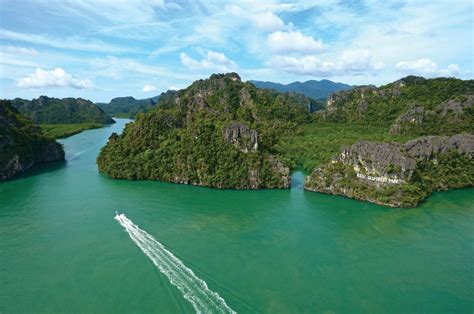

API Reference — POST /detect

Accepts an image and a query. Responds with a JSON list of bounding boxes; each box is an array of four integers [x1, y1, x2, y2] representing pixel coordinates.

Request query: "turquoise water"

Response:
[[0, 118, 473, 313]]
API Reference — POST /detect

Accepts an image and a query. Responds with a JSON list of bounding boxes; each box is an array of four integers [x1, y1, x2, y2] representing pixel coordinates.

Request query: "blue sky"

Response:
[[0, 0, 472, 102]]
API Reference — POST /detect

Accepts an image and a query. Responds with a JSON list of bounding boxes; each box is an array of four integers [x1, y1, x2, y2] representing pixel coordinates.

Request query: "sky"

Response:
[[0, 0, 472, 102]]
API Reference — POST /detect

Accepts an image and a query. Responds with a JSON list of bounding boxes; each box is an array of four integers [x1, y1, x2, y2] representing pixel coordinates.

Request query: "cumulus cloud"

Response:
[[266, 49, 383, 76], [17, 68, 92, 89], [267, 31, 325, 54], [396, 58, 460, 76], [180, 50, 237, 71], [142, 84, 157, 92]]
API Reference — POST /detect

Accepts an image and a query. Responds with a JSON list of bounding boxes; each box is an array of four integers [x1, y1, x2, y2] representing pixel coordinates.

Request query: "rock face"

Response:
[[97, 73, 302, 189], [223, 123, 258, 152], [305, 134, 474, 207], [12, 96, 115, 124], [339, 141, 416, 182], [390, 95, 474, 135], [0, 100, 65, 181]]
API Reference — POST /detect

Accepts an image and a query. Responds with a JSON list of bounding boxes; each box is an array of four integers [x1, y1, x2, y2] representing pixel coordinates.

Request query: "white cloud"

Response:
[[17, 67, 92, 89], [250, 11, 285, 32], [0, 29, 137, 53], [3, 46, 38, 55], [266, 55, 336, 76], [142, 84, 157, 92], [227, 5, 285, 32], [396, 58, 460, 77], [266, 49, 383, 76], [267, 31, 325, 54], [180, 50, 237, 72], [340, 49, 385, 72]]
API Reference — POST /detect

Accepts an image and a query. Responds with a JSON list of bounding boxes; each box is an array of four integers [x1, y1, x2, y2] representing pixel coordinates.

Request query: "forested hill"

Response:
[[12, 96, 114, 125], [0, 100, 64, 180], [97, 72, 314, 189], [319, 76, 474, 136], [251, 79, 352, 99], [304, 75, 474, 207], [97, 94, 161, 117]]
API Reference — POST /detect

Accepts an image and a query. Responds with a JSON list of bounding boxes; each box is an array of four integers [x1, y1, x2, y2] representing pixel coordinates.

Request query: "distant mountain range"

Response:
[[96, 95, 160, 117], [250, 79, 353, 99]]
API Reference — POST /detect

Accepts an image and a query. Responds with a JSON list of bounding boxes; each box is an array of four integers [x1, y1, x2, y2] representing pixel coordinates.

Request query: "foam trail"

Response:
[[115, 214, 236, 314]]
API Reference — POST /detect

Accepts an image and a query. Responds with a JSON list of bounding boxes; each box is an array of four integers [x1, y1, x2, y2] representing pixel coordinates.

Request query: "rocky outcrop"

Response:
[[1, 142, 64, 180], [390, 95, 474, 135], [1, 100, 65, 181], [404, 134, 474, 158], [339, 141, 416, 182], [389, 107, 426, 134], [326, 85, 377, 112], [318, 76, 474, 127], [305, 134, 474, 207], [248, 155, 290, 189], [223, 123, 258, 152]]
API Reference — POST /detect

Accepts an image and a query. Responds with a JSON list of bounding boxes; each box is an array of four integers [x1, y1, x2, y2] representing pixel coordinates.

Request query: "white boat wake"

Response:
[[115, 214, 236, 314]]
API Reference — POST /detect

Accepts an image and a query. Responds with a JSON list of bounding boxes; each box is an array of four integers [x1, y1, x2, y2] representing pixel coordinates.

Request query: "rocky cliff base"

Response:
[[1, 100, 65, 181]]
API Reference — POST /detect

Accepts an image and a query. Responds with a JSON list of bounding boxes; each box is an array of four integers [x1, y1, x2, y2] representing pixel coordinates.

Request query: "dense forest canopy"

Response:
[[12, 96, 114, 125], [0, 100, 64, 180]]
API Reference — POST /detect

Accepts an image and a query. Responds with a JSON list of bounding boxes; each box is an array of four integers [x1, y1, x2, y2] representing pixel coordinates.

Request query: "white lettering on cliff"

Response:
[[356, 173, 403, 184]]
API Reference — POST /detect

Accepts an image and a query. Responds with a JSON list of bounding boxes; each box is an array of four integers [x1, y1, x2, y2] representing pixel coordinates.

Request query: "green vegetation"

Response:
[[39, 123, 104, 139], [390, 94, 474, 136], [97, 94, 161, 117], [12, 96, 115, 125], [0, 100, 64, 180], [306, 145, 474, 207], [97, 73, 312, 188], [97, 73, 473, 205], [275, 122, 414, 172], [277, 77, 473, 173], [321, 76, 474, 135], [111, 113, 133, 119], [415, 149, 474, 193]]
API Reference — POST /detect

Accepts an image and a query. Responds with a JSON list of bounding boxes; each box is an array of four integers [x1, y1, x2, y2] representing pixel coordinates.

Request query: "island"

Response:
[[97, 73, 314, 189], [12, 96, 115, 138]]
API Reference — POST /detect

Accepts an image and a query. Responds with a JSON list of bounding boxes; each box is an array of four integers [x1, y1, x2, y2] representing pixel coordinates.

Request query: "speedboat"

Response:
[[115, 210, 120, 216]]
